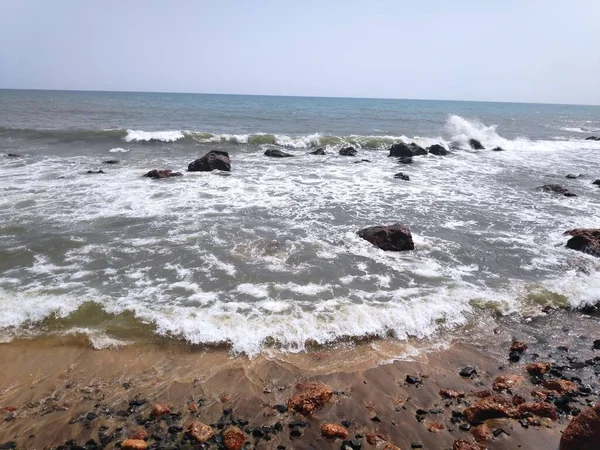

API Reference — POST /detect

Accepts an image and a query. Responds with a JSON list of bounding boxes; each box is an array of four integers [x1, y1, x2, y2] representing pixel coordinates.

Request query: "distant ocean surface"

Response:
[[1, 89, 600, 354]]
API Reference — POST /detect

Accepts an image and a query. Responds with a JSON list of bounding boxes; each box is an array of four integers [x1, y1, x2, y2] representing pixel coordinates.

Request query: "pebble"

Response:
[[459, 366, 477, 377]]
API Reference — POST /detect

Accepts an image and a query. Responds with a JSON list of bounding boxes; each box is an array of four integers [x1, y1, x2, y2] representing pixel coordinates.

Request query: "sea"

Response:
[[1, 89, 599, 355]]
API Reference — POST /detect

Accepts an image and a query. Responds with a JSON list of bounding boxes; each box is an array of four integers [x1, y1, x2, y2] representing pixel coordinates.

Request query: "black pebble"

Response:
[[411, 443, 424, 449], [341, 439, 362, 450], [459, 366, 477, 377], [509, 351, 521, 362], [274, 404, 288, 413], [593, 340, 600, 350], [459, 423, 471, 431], [86, 412, 98, 421]]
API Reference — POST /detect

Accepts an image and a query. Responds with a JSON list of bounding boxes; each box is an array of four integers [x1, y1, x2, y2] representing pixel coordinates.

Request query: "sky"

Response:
[[1, 0, 599, 105]]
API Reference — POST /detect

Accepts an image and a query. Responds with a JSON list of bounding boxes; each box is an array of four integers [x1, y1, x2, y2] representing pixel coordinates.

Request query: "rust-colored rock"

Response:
[[427, 422, 445, 432], [510, 341, 528, 353], [512, 394, 526, 405], [439, 389, 465, 399], [321, 423, 348, 439], [129, 430, 148, 440], [542, 379, 577, 394], [564, 229, 600, 257], [222, 426, 245, 450], [121, 440, 148, 450], [531, 389, 554, 400], [526, 362, 551, 377], [366, 433, 388, 445], [471, 390, 492, 398], [188, 422, 214, 443], [464, 395, 514, 423], [150, 404, 170, 417], [517, 402, 558, 421], [560, 404, 600, 450], [471, 424, 492, 442], [288, 383, 333, 415], [492, 375, 524, 391], [383, 444, 403, 450], [453, 440, 486, 450]]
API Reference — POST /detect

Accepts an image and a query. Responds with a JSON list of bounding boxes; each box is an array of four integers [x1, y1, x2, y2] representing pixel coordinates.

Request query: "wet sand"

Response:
[[1, 312, 598, 450]]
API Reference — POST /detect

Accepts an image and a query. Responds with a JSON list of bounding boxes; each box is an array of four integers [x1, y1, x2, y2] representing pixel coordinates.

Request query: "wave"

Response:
[[108, 147, 129, 153]]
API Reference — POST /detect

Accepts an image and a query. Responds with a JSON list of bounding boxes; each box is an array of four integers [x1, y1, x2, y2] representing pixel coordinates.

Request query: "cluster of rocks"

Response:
[[585, 136, 600, 141]]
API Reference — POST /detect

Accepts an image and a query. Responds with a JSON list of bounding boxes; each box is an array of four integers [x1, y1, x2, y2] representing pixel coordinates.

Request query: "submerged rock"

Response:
[[288, 383, 333, 416], [6, 153, 22, 158], [398, 156, 413, 164], [188, 150, 231, 172], [427, 144, 449, 156], [389, 142, 427, 157], [102, 159, 119, 164], [469, 139, 485, 150], [539, 184, 576, 197], [358, 223, 414, 252], [566, 173, 581, 179], [585, 136, 600, 141], [86, 169, 105, 174], [564, 229, 600, 257], [394, 172, 410, 181], [492, 146, 505, 151], [560, 403, 600, 450], [339, 147, 358, 156], [143, 169, 183, 179], [309, 148, 326, 155], [264, 149, 293, 158], [593, 179, 600, 186]]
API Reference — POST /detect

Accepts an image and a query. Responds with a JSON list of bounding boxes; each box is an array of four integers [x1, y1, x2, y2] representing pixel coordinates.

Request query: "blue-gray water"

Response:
[[1, 89, 599, 354]]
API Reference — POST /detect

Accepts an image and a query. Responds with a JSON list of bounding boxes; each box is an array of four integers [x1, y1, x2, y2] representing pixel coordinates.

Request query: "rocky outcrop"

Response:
[[427, 144, 449, 156], [560, 403, 600, 450], [188, 150, 231, 172], [358, 223, 414, 252], [564, 229, 600, 257], [288, 383, 333, 415], [585, 136, 600, 141], [463, 395, 513, 423], [264, 149, 293, 158], [222, 426, 245, 450], [339, 147, 357, 156], [539, 184, 576, 197], [188, 422, 214, 443], [593, 180, 600, 186], [492, 147, 504, 151], [394, 172, 410, 181], [469, 139, 485, 150], [389, 142, 427, 157], [321, 423, 348, 439], [143, 169, 183, 179], [310, 148, 326, 155]]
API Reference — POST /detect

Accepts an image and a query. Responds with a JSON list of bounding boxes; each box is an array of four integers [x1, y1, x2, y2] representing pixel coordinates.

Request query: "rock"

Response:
[[539, 184, 576, 197], [143, 169, 183, 179], [394, 172, 410, 181], [492, 375, 524, 391], [6, 153, 22, 158], [389, 142, 427, 157], [188, 422, 214, 443], [427, 144, 449, 156], [321, 423, 348, 439], [492, 147, 504, 151], [508, 351, 521, 362], [150, 404, 170, 417], [121, 440, 148, 450], [354, 159, 371, 163], [398, 156, 413, 164], [594, 339, 600, 350], [264, 149, 293, 157], [468, 139, 485, 150], [453, 440, 485, 450], [542, 379, 578, 394], [516, 401, 558, 420], [439, 389, 464, 399], [405, 375, 422, 384], [309, 148, 326, 155], [341, 439, 363, 450], [585, 136, 600, 141], [427, 422, 444, 432], [383, 444, 402, 450], [287, 383, 333, 415], [339, 147, 357, 156], [188, 150, 231, 172], [129, 430, 148, 440], [464, 395, 514, 423], [0, 443, 17, 450], [471, 424, 491, 442], [103, 159, 119, 164], [559, 403, 600, 450], [222, 426, 245, 450], [366, 434, 388, 445], [593, 180, 600, 186], [459, 366, 477, 377], [509, 341, 528, 353], [566, 173, 581, 179], [526, 362, 551, 376], [86, 170, 105, 174], [564, 229, 600, 257], [357, 223, 414, 252]]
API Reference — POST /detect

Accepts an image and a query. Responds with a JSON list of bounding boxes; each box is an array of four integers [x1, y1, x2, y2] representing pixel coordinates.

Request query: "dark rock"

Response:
[[585, 136, 600, 141], [566, 173, 581, 179], [492, 147, 504, 151], [289, 428, 302, 438], [394, 172, 410, 181], [564, 229, 600, 257], [6, 153, 22, 158], [86, 412, 99, 420], [593, 180, 600, 186], [103, 160, 119, 164], [86, 170, 105, 174], [339, 147, 357, 156], [389, 142, 427, 157], [508, 351, 521, 362], [398, 156, 413, 164], [353, 159, 370, 163], [427, 144, 449, 156], [539, 184, 576, 197], [411, 443, 424, 449], [594, 340, 600, 350], [274, 404, 287, 413], [264, 149, 293, 158], [143, 169, 183, 179], [309, 148, 326, 155], [405, 375, 422, 385], [0, 443, 16, 450], [341, 439, 362, 450], [188, 150, 231, 172], [468, 139, 485, 150], [358, 223, 414, 252], [459, 366, 477, 377], [459, 423, 471, 431]]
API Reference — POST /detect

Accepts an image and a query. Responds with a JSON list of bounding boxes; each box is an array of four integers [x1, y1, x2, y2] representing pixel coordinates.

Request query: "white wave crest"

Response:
[[109, 147, 129, 153], [124, 129, 185, 142]]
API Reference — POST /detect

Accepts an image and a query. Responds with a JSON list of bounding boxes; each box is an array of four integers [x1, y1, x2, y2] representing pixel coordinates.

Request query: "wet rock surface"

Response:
[[564, 228, 600, 257], [388, 142, 427, 157], [339, 147, 358, 156], [188, 150, 231, 172], [264, 149, 293, 157], [468, 139, 485, 150], [358, 223, 415, 252], [539, 184, 576, 197], [143, 169, 183, 179]]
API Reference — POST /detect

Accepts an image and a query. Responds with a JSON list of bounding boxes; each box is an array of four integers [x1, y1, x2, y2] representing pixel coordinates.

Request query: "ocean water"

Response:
[[1, 89, 600, 354]]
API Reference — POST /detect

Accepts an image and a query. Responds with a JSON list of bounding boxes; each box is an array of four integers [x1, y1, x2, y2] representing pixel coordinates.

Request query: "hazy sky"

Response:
[[1, 0, 599, 104]]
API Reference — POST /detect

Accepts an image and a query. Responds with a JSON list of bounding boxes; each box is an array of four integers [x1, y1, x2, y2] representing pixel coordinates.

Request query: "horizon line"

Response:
[[1, 87, 598, 108]]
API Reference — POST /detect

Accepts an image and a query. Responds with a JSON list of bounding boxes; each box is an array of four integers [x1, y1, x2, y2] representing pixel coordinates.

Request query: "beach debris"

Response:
[[120, 439, 148, 450], [188, 150, 231, 172], [560, 403, 600, 450], [339, 146, 357, 156], [321, 423, 348, 439], [150, 403, 170, 418], [427, 144, 449, 155], [143, 169, 183, 179], [288, 382, 333, 415], [468, 139, 485, 150], [539, 184, 576, 197], [394, 172, 410, 181], [309, 148, 326, 155], [564, 229, 600, 257], [264, 149, 294, 157], [389, 142, 428, 157], [187, 421, 214, 443], [492, 375, 524, 391], [358, 223, 414, 252], [459, 366, 477, 377]]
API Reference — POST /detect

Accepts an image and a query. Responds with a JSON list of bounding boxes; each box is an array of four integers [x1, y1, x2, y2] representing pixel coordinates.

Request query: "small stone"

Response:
[[594, 340, 600, 350], [341, 439, 362, 450], [459, 423, 471, 431], [493, 375, 524, 391], [187, 422, 214, 443], [288, 383, 333, 416], [86, 412, 99, 421], [321, 423, 349, 439], [411, 443, 424, 449], [129, 430, 148, 440], [526, 362, 551, 376], [121, 440, 148, 450], [459, 366, 477, 377], [427, 422, 444, 432], [508, 351, 521, 362], [150, 404, 170, 418], [543, 379, 578, 394], [274, 404, 288, 413], [222, 426, 245, 450], [405, 375, 422, 384], [440, 389, 465, 399], [510, 341, 528, 353]]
